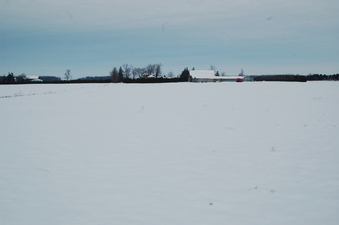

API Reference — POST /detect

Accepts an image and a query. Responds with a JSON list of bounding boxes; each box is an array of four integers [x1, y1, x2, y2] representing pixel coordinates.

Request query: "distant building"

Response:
[[39, 76, 62, 82], [24, 76, 43, 82], [242, 76, 255, 82], [142, 74, 155, 79], [190, 70, 250, 82]]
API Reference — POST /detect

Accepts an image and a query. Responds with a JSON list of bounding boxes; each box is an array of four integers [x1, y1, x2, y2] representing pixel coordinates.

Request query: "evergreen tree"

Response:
[[155, 63, 162, 78], [5, 72, 16, 83], [118, 67, 124, 82], [110, 67, 119, 83], [180, 68, 191, 82]]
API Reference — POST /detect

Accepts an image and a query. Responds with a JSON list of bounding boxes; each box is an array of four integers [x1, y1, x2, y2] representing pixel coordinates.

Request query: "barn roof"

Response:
[[190, 70, 244, 80], [190, 70, 215, 79]]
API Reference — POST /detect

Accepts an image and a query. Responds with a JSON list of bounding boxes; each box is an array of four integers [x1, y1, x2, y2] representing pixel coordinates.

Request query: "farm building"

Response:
[[190, 70, 250, 82], [23, 75, 43, 82]]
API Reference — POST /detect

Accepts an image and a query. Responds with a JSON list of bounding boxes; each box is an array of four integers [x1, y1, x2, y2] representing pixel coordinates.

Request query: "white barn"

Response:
[[190, 70, 245, 83], [23, 75, 43, 82]]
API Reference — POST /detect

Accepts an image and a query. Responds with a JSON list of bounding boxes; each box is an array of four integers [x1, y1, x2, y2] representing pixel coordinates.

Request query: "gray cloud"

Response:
[[2, 0, 337, 40], [1, 0, 338, 76]]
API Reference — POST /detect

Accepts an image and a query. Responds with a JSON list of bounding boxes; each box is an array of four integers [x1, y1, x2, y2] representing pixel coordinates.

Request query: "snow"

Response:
[[1, 82, 339, 225], [190, 70, 243, 81], [190, 70, 215, 78]]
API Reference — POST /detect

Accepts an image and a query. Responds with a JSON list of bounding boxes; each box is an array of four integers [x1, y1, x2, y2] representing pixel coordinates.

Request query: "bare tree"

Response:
[[64, 69, 72, 81], [210, 65, 216, 72], [146, 64, 156, 76], [140, 68, 147, 78], [132, 67, 146, 78], [122, 64, 132, 79], [239, 69, 244, 76], [167, 71, 174, 78], [132, 67, 138, 79], [129, 64, 163, 79]]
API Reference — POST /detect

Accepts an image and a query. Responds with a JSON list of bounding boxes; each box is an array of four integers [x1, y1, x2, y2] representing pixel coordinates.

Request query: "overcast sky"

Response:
[[1, 0, 338, 78]]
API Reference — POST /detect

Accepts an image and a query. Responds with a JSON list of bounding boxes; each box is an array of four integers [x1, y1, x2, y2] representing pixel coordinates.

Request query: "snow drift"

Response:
[[1, 82, 338, 225]]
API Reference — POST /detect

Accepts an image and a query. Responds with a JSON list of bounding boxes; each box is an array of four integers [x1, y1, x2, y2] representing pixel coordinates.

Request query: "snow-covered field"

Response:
[[1, 82, 338, 225]]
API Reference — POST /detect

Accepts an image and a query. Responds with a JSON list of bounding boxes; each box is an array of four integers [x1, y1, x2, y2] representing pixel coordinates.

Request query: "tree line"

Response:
[[306, 74, 339, 81], [1, 66, 338, 84], [108, 64, 193, 83], [252, 74, 339, 82], [0, 73, 61, 84], [110, 63, 163, 83], [253, 75, 307, 82]]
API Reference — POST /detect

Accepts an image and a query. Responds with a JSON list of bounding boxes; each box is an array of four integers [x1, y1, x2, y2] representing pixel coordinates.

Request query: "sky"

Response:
[[1, 0, 338, 78]]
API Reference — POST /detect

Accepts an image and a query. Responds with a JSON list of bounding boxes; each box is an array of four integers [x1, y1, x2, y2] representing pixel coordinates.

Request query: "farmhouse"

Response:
[[190, 70, 248, 82]]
